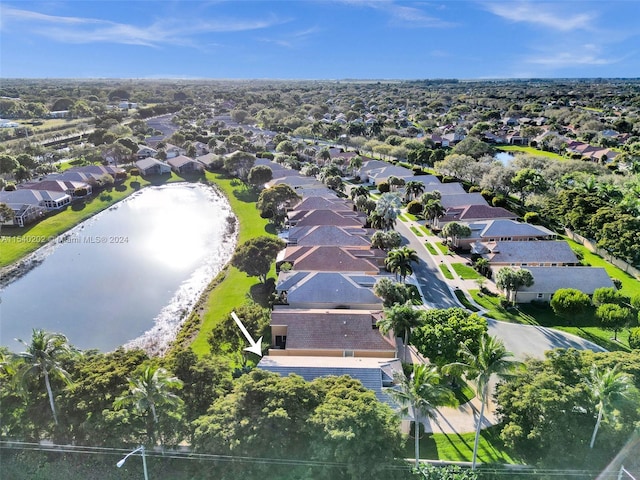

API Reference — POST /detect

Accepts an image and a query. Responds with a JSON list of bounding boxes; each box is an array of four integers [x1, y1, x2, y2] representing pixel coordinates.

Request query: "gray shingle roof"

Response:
[[519, 267, 614, 294], [488, 241, 578, 265]]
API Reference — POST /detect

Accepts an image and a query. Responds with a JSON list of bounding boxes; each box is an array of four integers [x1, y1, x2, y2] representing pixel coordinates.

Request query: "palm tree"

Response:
[[375, 192, 402, 231], [422, 199, 445, 227], [446, 334, 520, 470], [386, 364, 455, 468], [15, 329, 74, 426], [405, 180, 425, 202], [114, 365, 184, 445], [378, 302, 422, 363], [349, 184, 370, 200], [385, 246, 419, 283], [584, 363, 637, 449]]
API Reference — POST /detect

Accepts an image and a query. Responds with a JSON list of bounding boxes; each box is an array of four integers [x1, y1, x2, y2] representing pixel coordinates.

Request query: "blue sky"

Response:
[[1, 1, 639, 79]]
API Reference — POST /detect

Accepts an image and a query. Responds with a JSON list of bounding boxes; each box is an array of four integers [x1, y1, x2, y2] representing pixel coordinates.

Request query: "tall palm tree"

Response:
[[385, 246, 419, 283], [114, 365, 184, 445], [15, 329, 74, 426], [378, 302, 422, 363], [446, 334, 520, 470], [423, 199, 445, 227], [405, 180, 425, 202], [386, 364, 455, 468], [584, 363, 637, 449]]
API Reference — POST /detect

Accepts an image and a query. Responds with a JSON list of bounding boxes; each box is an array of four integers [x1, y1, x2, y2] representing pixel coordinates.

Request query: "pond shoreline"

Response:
[[1, 181, 239, 356]]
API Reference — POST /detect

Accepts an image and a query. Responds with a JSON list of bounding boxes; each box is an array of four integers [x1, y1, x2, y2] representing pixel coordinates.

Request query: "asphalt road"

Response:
[[395, 220, 605, 360]]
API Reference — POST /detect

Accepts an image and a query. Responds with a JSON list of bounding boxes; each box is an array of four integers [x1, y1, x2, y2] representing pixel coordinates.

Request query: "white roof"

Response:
[[519, 267, 614, 294]]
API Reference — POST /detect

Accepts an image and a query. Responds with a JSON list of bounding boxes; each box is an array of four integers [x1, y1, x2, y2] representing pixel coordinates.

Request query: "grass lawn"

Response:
[[404, 425, 519, 464], [425, 242, 438, 256], [439, 264, 453, 280], [497, 145, 565, 160], [450, 263, 483, 280], [410, 226, 424, 237], [454, 289, 480, 312], [469, 290, 633, 352], [565, 237, 640, 299], [436, 242, 450, 255], [188, 172, 273, 357]]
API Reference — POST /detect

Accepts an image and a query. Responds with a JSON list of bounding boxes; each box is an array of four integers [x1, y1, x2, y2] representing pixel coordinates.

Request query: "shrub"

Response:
[[630, 327, 640, 349], [4, 184, 16, 191], [480, 189, 494, 201], [468, 185, 481, 193], [524, 212, 540, 224], [377, 181, 390, 193], [406, 200, 423, 215], [492, 195, 507, 207]]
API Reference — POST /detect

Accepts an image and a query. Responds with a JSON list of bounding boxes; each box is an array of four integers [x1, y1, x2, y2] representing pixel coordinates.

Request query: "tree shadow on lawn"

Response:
[[249, 280, 275, 308], [233, 187, 259, 203], [71, 201, 86, 211]]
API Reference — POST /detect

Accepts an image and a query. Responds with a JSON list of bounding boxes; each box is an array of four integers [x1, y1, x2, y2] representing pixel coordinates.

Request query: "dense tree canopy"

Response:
[[231, 236, 286, 284]]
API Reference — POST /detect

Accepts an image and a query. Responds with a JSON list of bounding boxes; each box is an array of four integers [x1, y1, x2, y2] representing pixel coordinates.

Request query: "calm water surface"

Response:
[[0, 183, 236, 353]]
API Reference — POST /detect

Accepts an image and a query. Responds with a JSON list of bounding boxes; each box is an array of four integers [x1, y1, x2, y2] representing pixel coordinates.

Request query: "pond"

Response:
[[495, 151, 516, 165], [0, 183, 236, 354]]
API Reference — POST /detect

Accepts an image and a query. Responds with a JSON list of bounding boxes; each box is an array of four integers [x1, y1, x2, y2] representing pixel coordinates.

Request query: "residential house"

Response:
[[434, 204, 518, 228], [0, 188, 71, 211], [195, 153, 219, 171], [0, 193, 47, 227], [275, 271, 385, 310], [286, 225, 372, 247], [136, 157, 172, 176], [267, 309, 396, 357], [136, 146, 158, 160], [452, 219, 556, 249], [167, 155, 204, 174], [163, 143, 185, 159], [20, 179, 92, 197], [515, 267, 614, 303], [292, 210, 366, 228], [364, 165, 414, 185], [289, 196, 355, 213], [258, 355, 401, 404], [475, 240, 579, 267], [276, 246, 384, 273], [439, 193, 488, 209], [421, 182, 467, 196]]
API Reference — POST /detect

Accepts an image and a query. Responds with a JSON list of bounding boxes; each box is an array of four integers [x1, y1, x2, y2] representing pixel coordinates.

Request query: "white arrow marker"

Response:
[[231, 311, 263, 357]]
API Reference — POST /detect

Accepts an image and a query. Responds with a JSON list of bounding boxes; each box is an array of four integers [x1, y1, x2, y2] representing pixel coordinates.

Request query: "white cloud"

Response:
[[336, 0, 455, 28], [0, 6, 286, 47], [484, 1, 595, 31]]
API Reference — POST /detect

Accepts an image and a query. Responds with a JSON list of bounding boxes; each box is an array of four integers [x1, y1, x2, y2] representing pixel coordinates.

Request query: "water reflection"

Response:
[[0, 183, 236, 354]]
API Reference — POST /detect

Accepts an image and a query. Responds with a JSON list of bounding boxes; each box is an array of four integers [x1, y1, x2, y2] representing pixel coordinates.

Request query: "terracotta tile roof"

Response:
[[280, 246, 380, 272], [295, 210, 366, 227], [288, 225, 371, 246]]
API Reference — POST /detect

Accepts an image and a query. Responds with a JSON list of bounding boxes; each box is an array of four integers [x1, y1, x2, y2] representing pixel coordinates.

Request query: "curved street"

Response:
[[394, 218, 605, 434]]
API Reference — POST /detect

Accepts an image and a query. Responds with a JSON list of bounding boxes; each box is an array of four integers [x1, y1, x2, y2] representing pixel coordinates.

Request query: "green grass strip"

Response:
[[425, 242, 438, 255], [450, 263, 483, 280], [436, 242, 450, 255], [454, 289, 480, 312], [439, 264, 453, 280], [410, 226, 424, 237], [564, 237, 640, 298]]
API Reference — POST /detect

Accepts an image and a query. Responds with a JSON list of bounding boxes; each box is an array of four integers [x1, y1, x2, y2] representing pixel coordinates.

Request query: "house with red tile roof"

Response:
[[276, 245, 384, 273]]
